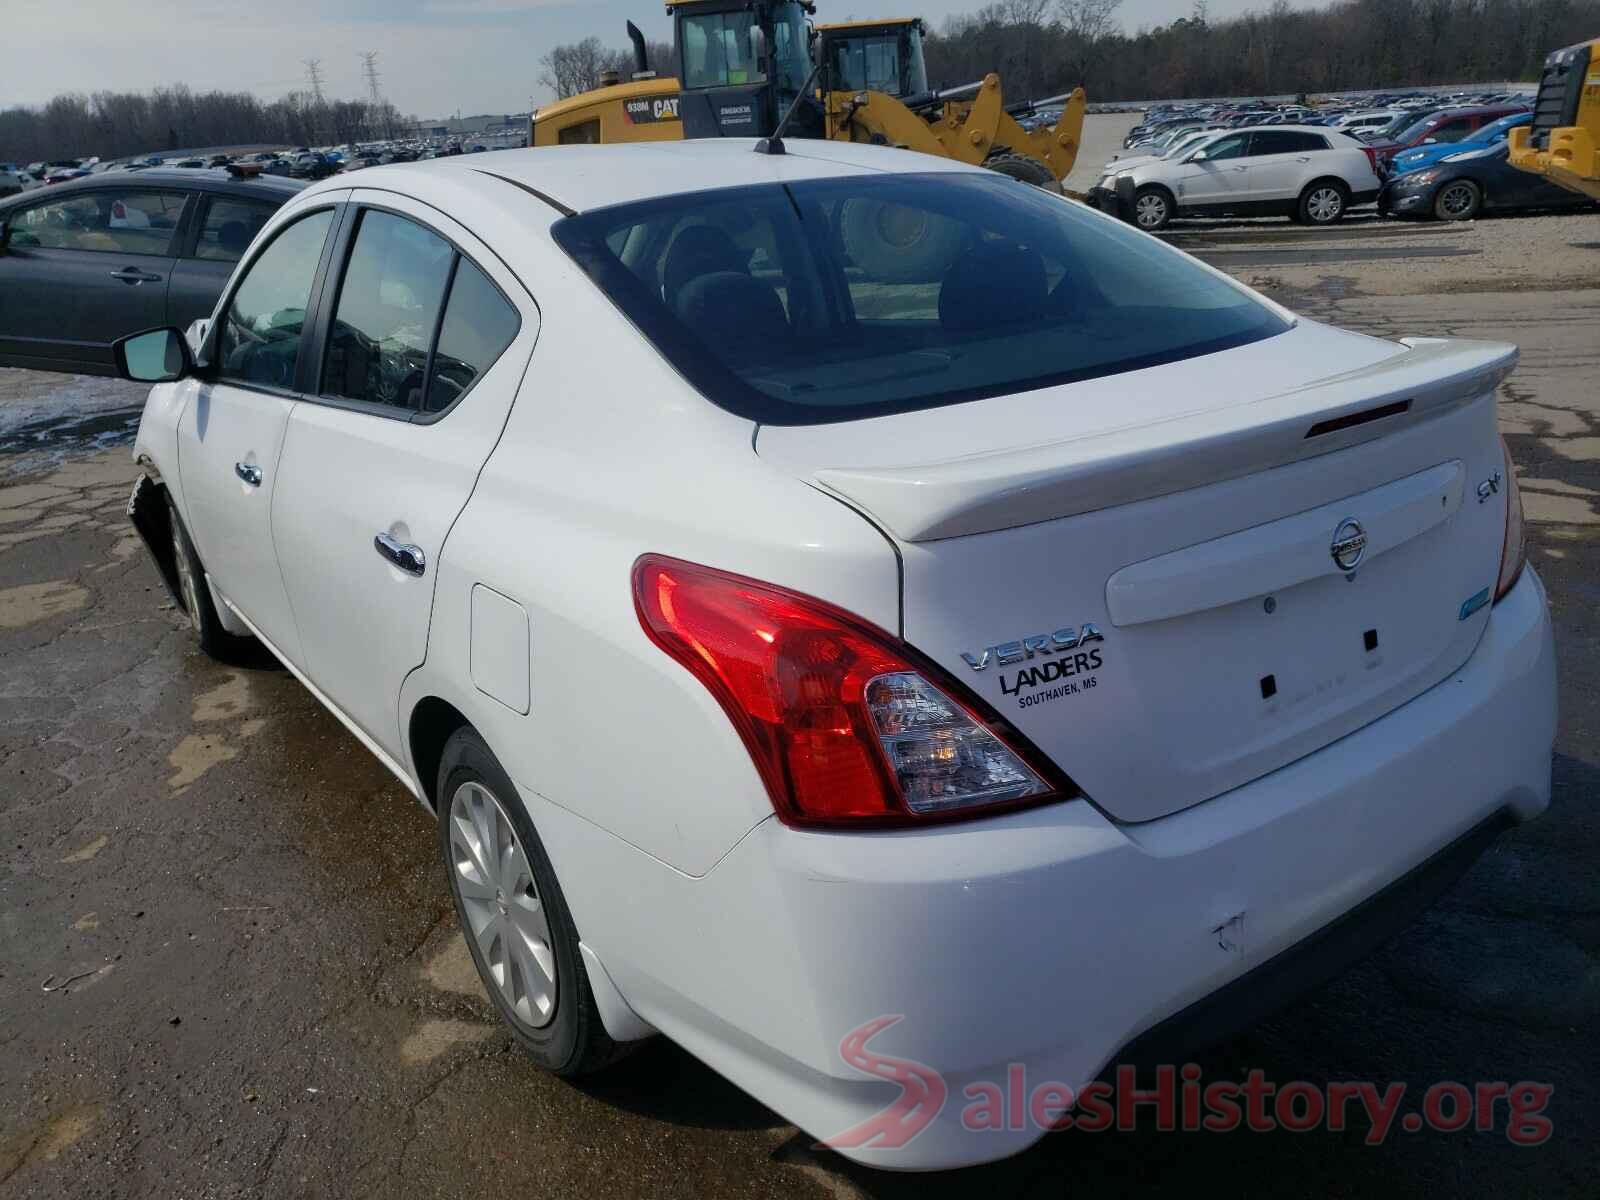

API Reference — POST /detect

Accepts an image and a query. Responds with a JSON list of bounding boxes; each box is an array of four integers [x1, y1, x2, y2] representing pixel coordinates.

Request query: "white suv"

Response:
[[1092, 125, 1385, 230]]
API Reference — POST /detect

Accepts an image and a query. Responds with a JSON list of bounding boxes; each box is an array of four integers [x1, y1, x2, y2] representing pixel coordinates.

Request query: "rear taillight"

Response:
[[633, 555, 1071, 829], [1362, 147, 1382, 176], [1494, 437, 1526, 602]]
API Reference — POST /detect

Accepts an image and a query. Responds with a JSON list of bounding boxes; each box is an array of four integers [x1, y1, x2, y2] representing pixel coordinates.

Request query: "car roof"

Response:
[[0, 167, 305, 207], [299, 140, 985, 216]]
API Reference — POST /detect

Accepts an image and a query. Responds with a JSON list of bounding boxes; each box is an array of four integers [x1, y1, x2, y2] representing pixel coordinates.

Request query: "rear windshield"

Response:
[[551, 172, 1291, 426]]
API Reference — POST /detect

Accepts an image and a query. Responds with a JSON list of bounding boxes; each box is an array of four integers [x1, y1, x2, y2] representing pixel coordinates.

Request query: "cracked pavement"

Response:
[[2, 168, 1598, 1196]]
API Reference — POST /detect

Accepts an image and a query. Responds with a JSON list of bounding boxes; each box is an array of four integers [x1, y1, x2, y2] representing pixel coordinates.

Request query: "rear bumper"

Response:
[[536, 567, 1556, 1171]]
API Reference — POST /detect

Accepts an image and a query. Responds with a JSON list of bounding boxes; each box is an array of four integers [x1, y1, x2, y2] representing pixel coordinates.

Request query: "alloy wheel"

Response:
[[1307, 187, 1343, 223], [448, 780, 557, 1029], [1134, 194, 1167, 228], [1439, 182, 1476, 218]]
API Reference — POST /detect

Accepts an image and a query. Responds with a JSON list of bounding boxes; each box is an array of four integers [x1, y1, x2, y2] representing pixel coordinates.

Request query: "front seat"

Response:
[[673, 272, 788, 365], [217, 221, 251, 258], [938, 241, 1048, 334], [661, 225, 750, 310]]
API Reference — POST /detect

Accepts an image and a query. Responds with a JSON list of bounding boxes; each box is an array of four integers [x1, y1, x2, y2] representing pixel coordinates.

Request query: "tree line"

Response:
[[0, 85, 414, 164], [927, 0, 1598, 104], [537, 0, 1598, 105]]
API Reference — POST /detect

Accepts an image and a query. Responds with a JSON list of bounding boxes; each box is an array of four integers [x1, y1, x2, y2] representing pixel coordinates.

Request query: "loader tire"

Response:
[[838, 197, 966, 285], [985, 152, 1060, 191]]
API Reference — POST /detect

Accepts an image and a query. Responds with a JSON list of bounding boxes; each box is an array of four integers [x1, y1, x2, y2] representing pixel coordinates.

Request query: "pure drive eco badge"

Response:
[[961, 624, 1106, 709]]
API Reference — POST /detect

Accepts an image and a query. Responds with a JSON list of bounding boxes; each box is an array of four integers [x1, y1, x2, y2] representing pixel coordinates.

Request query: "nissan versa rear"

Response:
[[121, 142, 1556, 1171]]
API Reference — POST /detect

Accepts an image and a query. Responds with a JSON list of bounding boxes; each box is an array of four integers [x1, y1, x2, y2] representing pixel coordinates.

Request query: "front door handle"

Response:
[[374, 532, 426, 577], [1295, 156, 1311, 163], [1232, 165, 1249, 172], [110, 267, 164, 284], [234, 461, 262, 487]]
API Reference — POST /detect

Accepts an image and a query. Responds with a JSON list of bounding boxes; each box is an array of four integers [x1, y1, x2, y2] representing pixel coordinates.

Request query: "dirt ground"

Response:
[[2, 122, 1597, 1197]]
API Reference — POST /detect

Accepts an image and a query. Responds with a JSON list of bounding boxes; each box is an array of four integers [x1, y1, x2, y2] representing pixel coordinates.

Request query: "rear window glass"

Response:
[[552, 173, 1291, 426]]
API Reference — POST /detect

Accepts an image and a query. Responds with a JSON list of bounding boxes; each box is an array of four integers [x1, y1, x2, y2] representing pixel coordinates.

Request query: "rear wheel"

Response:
[[438, 727, 620, 1076], [985, 152, 1060, 191], [1298, 180, 1348, 225], [1132, 185, 1173, 231], [1434, 179, 1482, 221]]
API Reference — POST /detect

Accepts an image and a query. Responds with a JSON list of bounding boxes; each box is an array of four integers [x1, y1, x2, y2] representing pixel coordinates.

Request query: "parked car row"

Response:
[[1099, 97, 1592, 228]]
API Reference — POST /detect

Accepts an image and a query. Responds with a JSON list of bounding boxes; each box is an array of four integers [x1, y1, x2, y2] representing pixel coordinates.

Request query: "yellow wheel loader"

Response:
[[1508, 37, 1600, 203], [530, 2, 1086, 192]]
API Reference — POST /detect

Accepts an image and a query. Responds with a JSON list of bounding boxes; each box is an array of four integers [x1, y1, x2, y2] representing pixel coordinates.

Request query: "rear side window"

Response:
[[1430, 118, 1475, 144], [322, 210, 454, 410], [1249, 130, 1328, 154], [553, 173, 1290, 426], [426, 260, 520, 413], [10, 189, 187, 254], [320, 208, 521, 416], [217, 208, 334, 390], [195, 196, 278, 261]]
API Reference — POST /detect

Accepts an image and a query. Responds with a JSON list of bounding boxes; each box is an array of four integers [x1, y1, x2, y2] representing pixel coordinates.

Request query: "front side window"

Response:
[[195, 196, 278, 261], [321, 210, 454, 410], [1198, 133, 1250, 160], [553, 173, 1290, 425], [216, 208, 334, 390], [9, 189, 187, 254]]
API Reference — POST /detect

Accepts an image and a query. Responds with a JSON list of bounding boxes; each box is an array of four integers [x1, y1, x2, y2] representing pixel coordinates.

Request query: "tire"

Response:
[[437, 727, 621, 1077], [1433, 178, 1482, 221], [1131, 185, 1173, 231], [985, 152, 1060, 191], [1298, 180, 1348, 225], [166, 494, 256, 662], [837, 197, 966, 284]]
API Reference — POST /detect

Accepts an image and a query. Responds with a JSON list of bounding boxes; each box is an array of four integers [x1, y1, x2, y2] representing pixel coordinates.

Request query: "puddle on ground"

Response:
[[0, 580, 90, 629], [167, 734, 241, 793]]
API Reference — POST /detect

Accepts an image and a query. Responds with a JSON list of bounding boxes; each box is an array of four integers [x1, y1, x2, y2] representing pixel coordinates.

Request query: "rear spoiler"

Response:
[[812, 338, 1516, 542]]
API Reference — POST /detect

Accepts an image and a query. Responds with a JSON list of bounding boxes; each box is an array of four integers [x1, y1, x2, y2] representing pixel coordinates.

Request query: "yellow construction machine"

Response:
[[1508, 36, 1600, 202], [530, 2, 1087, 190]]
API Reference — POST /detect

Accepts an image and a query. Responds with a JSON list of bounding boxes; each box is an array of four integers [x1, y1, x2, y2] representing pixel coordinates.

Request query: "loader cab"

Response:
[[815, 18, 930, 102], [669, 0, 816, 138]]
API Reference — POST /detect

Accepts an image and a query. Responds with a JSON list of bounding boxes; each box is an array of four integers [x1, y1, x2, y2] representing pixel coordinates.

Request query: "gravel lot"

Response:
[[2, 120, 1597, 1196]]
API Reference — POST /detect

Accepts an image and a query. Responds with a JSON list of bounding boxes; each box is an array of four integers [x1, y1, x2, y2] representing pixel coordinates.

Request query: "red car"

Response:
[[1366, 104, 1529, 166]]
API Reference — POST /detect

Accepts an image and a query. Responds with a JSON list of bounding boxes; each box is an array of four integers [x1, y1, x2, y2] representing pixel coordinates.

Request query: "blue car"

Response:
[[1388, 111, 1531, 176]]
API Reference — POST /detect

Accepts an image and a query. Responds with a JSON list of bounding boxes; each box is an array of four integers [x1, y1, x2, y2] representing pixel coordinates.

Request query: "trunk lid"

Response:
[[757, 325, 1517, 822]]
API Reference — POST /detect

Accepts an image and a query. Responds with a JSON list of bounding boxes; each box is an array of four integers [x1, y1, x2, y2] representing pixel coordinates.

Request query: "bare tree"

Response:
[[986, 0, 1055, 23], [1057, 0, 1123, 85], [539, 37, 610, 100]]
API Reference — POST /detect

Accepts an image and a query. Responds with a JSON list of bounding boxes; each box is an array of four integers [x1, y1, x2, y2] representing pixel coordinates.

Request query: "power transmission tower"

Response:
[[360, 51, 385, 139], [303, 58, 326, 104], [361, 52, 383, 105]]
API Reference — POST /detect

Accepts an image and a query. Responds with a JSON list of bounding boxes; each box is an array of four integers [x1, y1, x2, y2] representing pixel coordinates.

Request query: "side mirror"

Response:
[[1422, 137, 1437, 144], [1189, 149, 1209, 163], [749, 24, 767, 65], [114, 326, 193, 383]]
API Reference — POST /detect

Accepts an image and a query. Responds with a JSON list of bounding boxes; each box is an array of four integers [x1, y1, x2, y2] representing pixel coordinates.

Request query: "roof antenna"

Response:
[[755, 61, 822, 156]]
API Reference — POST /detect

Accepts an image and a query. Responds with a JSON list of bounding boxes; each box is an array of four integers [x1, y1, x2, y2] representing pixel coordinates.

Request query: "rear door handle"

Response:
[[234, 462, 262, 487], [110, 267, 164, 284], [1295, 156, 1311, 163], [374, 532, 426, 576], [1232, 165, 1249, 172]]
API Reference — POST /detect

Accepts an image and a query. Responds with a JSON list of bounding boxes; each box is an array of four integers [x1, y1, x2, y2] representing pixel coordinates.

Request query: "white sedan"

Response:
[[116, 141, 1555, 1170]]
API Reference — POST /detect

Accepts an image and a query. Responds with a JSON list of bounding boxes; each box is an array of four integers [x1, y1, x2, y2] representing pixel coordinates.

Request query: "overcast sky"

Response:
[[7, 0, 1311, 118]]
